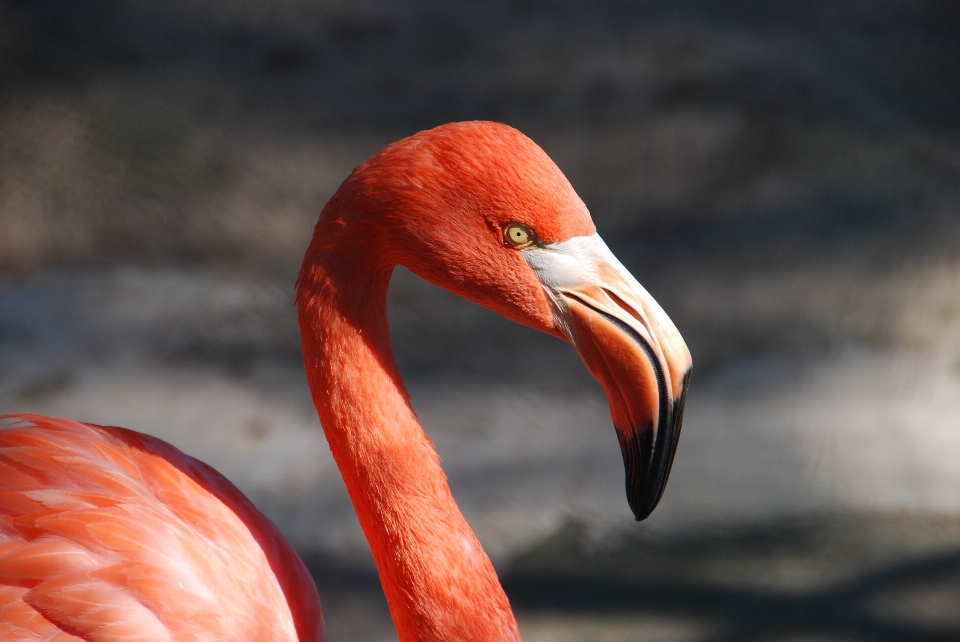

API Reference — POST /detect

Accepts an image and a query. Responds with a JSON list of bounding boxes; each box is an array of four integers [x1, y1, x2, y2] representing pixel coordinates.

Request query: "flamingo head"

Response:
[[319, 121, 692, 520]]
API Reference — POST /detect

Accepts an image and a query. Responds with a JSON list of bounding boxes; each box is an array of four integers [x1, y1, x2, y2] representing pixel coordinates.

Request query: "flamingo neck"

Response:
[[297, 244, 520, 642]]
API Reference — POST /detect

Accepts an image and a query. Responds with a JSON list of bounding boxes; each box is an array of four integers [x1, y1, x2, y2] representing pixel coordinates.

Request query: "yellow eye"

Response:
[[504, 223, 535, 247]]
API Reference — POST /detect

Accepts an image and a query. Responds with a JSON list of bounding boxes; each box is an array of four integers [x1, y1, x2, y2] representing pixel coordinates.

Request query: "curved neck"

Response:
[[297, 239, 520, 642]]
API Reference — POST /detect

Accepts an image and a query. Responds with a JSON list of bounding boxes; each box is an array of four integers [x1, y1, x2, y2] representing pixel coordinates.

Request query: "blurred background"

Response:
[[2, 1, 959, 639]]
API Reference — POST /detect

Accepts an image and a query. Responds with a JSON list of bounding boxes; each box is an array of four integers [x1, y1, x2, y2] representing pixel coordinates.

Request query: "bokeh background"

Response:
[[2, 1, 960, 640]]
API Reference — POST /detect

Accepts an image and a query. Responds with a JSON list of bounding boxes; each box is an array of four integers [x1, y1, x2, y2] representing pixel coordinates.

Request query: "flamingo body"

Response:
[[1, 121, 691, 641], [0, 415, 322, 642]]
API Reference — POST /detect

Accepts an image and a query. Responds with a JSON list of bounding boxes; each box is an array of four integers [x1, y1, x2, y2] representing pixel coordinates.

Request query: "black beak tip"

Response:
[[621, 369, 691, 522], [628, 485, 661, 522]]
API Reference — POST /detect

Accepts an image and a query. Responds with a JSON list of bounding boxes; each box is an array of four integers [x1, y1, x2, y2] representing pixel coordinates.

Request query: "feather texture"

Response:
[[0, 415, 323, 642]]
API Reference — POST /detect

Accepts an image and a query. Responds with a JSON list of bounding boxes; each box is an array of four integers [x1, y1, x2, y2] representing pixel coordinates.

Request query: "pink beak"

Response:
[[525, 235, 692, 520]]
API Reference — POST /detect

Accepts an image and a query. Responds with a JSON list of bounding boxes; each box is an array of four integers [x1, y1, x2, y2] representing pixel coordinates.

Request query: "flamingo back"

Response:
[[0, 414, 324, 642]]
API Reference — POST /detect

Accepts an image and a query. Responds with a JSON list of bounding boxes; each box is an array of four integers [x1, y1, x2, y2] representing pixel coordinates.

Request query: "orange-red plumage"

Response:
[[0, 415, 322, 642], [1, 121, 690, 642]]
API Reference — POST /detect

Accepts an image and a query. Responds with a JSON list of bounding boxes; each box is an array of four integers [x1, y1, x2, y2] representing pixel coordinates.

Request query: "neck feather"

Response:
[[297, 238, 520, 642]]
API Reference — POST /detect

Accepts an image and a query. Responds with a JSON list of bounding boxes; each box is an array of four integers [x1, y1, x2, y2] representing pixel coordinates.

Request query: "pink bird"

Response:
[[1, 122, 691, 641]]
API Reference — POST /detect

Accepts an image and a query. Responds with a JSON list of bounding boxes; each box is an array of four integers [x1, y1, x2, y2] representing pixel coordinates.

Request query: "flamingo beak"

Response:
[[523, 235, 692, 520]]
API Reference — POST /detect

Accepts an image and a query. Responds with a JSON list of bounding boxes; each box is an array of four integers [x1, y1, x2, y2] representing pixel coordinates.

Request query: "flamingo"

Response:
[[0, 121, 691, 642]]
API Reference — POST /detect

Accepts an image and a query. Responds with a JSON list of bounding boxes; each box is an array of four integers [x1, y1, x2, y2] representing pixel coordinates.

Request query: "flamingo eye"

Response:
[[504, 223, 535, 248]]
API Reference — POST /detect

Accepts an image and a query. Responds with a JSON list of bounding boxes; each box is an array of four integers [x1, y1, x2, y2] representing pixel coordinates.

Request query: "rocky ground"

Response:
[[1, 1, 959, 640]]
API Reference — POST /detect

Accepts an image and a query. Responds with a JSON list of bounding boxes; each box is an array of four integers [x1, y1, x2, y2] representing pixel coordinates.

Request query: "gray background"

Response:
[[1, 2, 959, 640]]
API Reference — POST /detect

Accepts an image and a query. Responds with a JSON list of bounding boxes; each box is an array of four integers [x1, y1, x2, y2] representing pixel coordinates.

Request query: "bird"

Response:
[[1, 121, 691, 642]]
